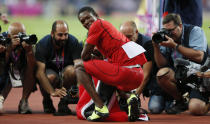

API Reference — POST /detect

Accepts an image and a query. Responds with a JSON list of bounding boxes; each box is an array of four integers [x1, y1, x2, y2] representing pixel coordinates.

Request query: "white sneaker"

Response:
[[0, 95, 4, 114]]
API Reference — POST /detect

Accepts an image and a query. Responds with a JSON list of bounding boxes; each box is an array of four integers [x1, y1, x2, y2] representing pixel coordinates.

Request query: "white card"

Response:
[[122, 41, 146, 59]]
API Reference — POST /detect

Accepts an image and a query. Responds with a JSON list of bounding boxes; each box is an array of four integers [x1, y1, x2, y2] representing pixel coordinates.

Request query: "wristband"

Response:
[[175, 44, 180, 50]]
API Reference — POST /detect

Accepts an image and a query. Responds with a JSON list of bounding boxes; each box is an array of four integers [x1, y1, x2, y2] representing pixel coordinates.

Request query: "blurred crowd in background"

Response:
[[0, 0, 141, 16], [0, 0, 210, 42], [0, 0, 209, 17]]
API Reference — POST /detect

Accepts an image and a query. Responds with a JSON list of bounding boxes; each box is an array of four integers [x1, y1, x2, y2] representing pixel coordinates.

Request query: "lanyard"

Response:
[[12, 51, 20, 62], [55, 48, 64, 88], [55, 48, 64, 71]]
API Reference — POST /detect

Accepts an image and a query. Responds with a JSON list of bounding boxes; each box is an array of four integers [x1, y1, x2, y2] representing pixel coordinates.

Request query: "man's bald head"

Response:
[[51, 20, 69, 33], [120, 21, 138, 42], [51, 20, 69, 48], [8, 22, 25, 36]]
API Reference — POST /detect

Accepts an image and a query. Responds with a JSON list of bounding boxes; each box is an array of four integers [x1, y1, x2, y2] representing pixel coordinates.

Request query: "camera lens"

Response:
[[152, 33, 165, 44]]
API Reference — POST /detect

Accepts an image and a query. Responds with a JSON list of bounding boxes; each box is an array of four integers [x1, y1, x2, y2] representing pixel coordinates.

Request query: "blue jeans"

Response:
[[148, 95, 172, 114]]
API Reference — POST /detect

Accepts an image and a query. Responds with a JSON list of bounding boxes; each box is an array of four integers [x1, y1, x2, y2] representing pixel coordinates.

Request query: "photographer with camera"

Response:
[[0, 22, 37, 114], [35, 20, 82, 116], [120, 21, 173, 114], [152, 13, 208, 115]]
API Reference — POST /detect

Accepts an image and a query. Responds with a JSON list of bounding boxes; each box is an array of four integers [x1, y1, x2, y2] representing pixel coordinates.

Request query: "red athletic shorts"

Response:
[[83, 59, 144, 91]]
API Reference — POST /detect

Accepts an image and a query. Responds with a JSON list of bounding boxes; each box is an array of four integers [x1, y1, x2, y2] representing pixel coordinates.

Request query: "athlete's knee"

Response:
[[74, 62, 86, 73], [74, 60, 84, 70]]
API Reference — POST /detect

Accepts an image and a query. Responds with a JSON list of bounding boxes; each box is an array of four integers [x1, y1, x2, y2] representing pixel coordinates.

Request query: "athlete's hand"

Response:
[[91, 48, 103, 60], [50, 87, 67, 98]]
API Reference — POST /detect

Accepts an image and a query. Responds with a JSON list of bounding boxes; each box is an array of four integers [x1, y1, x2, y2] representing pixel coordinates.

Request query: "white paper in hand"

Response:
[[122, 41, 146, 59]]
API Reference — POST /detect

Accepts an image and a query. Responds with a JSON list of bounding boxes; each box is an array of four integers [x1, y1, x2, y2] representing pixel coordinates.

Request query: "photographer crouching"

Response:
[[0, 22, 37, 114], [152, 13, 209, 115]]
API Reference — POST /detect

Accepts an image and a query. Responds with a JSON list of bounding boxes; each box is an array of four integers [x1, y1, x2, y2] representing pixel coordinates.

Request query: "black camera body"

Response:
[[18, 32, 37, 45], [152, 28, 171, 44], [0, 33, 11, 46], [174, 58, 202, 89], [0, 25, 10, 46]]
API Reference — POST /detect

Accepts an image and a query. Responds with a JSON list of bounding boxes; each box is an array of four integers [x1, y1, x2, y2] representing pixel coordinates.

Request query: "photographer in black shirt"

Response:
[[35, 20, 82, 115]]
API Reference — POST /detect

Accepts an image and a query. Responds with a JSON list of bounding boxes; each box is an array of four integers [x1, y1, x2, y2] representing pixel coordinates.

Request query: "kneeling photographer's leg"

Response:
[[156, 67, 182, 100], [189, 89, 209, 115]]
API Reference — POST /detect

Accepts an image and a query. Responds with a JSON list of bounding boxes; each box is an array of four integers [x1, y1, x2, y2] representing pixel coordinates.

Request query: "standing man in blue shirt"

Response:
[[153, 13, 208, 115], [163, 0, 203, 27]]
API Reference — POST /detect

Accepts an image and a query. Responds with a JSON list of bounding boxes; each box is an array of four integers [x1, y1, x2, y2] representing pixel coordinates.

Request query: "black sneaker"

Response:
[[165, 100, 188, 114], [42, 98, 56, 113], [18, 99, 32, 114], [53, 98, 72, 116], [127, 94, 140, 122]]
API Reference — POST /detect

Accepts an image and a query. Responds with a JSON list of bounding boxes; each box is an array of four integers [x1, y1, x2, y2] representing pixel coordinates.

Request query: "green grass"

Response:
[[0, 15, 209, 44], [203, 19, 210, 43], [0, 15, 131, 42]]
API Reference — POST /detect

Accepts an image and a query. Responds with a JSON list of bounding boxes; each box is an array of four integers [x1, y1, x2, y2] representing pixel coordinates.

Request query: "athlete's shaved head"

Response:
[[78, 6, 99, 19]]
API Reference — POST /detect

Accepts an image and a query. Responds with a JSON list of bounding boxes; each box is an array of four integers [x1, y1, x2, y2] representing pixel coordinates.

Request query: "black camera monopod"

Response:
[[200, 57, 210, 72]]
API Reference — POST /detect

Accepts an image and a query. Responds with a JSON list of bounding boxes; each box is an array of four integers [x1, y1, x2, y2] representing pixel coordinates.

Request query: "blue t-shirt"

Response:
[[35, 34, 82, 72]]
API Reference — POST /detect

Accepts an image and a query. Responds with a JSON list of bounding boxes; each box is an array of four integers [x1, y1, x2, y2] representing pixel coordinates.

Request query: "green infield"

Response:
[[0, 15, 131, 42], [0, 15, 209, 44]]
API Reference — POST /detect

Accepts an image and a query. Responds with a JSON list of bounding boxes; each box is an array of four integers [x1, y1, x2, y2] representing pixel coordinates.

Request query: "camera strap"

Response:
[[12, 51, 20, 62], [55, 48, 64, 71], [55, 48, 64, 87]]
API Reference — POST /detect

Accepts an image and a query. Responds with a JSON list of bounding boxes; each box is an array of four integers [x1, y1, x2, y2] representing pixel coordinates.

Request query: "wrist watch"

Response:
[[201, 72, 205, 76], [175, 44, 180, 50]]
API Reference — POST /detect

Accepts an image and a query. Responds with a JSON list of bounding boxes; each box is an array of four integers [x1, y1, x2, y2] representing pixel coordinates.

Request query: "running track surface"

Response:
[[0, 87, 210, 124]]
